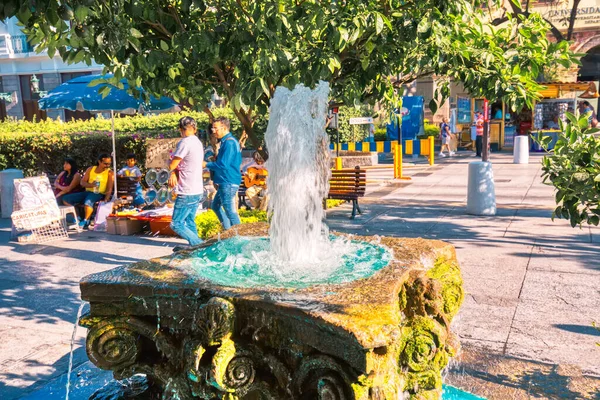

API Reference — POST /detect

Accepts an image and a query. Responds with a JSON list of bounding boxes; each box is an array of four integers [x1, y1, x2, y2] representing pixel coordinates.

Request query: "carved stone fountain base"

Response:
[[79, 223, 464, 400]]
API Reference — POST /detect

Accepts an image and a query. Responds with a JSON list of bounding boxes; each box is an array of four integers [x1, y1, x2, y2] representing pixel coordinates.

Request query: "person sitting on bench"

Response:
[[53, 157, 83, 205], [243, 151, 269, 210], [62, 153, 114, 229]]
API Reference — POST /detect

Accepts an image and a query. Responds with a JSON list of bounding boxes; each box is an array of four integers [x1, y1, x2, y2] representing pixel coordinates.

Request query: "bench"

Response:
[[238, 181, 249, 209], [327, 166, 366, 219]]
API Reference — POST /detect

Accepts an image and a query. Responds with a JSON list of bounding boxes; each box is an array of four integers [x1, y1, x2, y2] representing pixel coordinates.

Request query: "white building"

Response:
[[0, 17, 102, 121]]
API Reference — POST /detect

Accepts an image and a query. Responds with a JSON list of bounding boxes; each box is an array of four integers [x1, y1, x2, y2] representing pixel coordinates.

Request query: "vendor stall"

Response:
[[526, 81, 596, 152]]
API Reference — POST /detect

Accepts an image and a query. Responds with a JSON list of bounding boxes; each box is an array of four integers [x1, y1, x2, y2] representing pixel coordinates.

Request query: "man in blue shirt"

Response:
[[204, 117, 242, 229]]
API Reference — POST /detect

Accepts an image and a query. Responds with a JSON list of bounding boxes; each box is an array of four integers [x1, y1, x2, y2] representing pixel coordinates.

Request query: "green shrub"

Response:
[[423, 121, 440, 137], [326, 105, 374, 143], [195, 209, 268, 239], [326, 199, 346, 208], [374, 128, 387, 141], [0, 108, 266, 176]]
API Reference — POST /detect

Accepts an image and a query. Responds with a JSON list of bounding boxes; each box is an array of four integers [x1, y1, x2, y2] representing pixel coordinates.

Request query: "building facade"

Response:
[[0, 17, 102, 121], [413, 0, 600, 124]]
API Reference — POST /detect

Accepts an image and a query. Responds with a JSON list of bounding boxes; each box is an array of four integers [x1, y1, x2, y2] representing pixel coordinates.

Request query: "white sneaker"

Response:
[[449, 151, 456, 156], [439, 152, 446, 157]]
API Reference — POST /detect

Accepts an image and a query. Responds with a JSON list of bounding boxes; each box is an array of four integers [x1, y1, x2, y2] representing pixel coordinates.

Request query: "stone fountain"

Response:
[[78, 83, 464, 400]]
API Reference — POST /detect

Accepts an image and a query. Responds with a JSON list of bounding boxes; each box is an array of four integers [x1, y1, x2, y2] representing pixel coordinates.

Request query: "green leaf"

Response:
[[160, 40, 169, 51], [594, 174, 600, 182], [429, 99, 438, 115], [130, 28, 143, 38], [74, 6, 89, 21], [375, 13, 384, 35], [259, 78, 269, 96]]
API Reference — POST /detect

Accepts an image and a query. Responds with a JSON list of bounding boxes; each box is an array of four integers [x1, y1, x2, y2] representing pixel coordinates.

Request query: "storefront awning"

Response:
[[537, 81, 598, 99]]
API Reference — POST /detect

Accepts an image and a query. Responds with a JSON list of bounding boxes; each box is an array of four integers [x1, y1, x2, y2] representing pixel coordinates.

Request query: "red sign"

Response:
[[331, 107, 339, 114]]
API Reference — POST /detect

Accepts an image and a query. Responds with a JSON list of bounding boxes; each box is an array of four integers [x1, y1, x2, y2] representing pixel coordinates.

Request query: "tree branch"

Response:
[[142, 20, 173, 39], [204, 105, 215, 122], [235, 0, 254, 22], [567, 0, 582, 41], [169, 7, 186, 32]]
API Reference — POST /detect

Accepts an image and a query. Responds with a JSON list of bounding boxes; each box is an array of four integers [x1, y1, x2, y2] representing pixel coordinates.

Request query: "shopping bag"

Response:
[[93, 201, 114, 231]]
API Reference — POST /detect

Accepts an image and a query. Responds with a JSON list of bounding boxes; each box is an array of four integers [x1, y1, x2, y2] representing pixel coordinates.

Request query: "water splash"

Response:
[[65, 301, 86, 400], [156, 300, 161, 333], [265, 82, 331, 263], [184, 236, 391, 288]]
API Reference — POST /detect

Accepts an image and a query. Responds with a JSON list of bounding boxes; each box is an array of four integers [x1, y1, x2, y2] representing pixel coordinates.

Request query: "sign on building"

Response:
[[145, 138, 181, 169], [349, 117, 374, 125]]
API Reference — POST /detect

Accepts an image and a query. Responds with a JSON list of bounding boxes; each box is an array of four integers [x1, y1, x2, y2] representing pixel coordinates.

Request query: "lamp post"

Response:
[[30, 74, 48, 98], [0, 92, 12, 103]]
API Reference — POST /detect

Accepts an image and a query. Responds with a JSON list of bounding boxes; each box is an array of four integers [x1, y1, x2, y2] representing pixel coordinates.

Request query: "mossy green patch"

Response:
[[399, 316, 449, 373], [426, 258, 464, 318]]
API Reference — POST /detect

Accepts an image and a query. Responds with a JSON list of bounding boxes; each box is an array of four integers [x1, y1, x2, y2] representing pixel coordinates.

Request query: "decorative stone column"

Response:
[[79, 223, 465, 399]]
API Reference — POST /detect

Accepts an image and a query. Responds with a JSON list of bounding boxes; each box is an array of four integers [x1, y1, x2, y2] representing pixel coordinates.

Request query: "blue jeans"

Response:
[[62, 191, 104, 208], [212, 183, 241, 230], [170, 194, 203, 246]]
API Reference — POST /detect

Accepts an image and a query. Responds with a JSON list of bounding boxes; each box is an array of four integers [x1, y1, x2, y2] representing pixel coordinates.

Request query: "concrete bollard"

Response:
[[466, 161, 496, 216], [513, 135, 529, 164], [0, 169, 24, 218]]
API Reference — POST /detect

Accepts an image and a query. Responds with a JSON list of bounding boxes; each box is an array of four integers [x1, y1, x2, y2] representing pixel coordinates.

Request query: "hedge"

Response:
[[0, 108, 265, 176]]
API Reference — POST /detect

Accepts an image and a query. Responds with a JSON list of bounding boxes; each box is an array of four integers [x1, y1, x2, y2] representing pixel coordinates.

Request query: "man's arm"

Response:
[[168, 157, 182, 188], [206, 140, 233, 171], [80, 167, 94, 188], [104, 170, 114, 201]]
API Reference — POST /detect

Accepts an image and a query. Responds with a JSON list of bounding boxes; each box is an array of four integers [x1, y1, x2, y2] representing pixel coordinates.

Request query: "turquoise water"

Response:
[[183, 236, 392, 289], [443, 384, 486, 399]]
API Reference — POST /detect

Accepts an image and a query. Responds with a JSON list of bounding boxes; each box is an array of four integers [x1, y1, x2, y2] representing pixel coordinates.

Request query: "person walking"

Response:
[[169, 116, 204, 251], [475, 111, 484, 157], [204, 117, 242, 230], [438, 117, 455, 157]]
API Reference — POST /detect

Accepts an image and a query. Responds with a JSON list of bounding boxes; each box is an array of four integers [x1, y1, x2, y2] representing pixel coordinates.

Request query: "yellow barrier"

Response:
[[347, 142, 355, 151], [428, 136, 435, 166], [335, 157, 343, 170], [405, 140, 413, 155], [376, 141, 384, 153], [392, 142, 411, 180], [419, 139, 429, 156]]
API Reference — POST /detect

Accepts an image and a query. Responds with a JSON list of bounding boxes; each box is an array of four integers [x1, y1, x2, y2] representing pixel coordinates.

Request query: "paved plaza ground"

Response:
[[0, 151, 599, 399]]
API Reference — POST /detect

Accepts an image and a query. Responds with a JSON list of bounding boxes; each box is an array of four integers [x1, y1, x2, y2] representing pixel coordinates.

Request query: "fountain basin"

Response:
[[79, 223, 464, 399]]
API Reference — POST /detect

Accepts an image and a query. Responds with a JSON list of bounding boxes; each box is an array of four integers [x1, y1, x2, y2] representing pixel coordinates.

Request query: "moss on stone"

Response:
[[405, 370, 442, 399], [426, 258, 464, 318], [399, 316, 448, 373], [209, 336, 236, 392], [351, 374, 372, 400]]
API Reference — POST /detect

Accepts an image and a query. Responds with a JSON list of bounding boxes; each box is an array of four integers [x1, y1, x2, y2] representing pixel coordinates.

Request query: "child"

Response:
[[117, 153, 145, 206]]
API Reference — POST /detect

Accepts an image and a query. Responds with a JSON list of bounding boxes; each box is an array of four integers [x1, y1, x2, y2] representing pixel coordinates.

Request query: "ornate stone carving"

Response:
[[195, 297, 235, 345], [80, 227, 465, 399]]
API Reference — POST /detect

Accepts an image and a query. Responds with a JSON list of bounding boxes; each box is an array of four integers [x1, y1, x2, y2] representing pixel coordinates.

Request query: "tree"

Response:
[[538, 114, 600, 227], [492, 0, 582, 42], [1, 0, 577, 148]]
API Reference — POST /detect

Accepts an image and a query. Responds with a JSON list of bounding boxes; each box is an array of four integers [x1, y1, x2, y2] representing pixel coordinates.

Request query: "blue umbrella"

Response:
[[39, 74, 181, 198]]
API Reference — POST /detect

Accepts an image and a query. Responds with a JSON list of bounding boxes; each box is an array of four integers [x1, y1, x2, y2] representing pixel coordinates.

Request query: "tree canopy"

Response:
[[1, 0, 577, 146]]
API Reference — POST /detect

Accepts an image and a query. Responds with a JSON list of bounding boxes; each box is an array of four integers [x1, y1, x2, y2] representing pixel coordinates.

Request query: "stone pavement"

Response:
[[326, 151, 600, 398], [0, 151, 599, 399]]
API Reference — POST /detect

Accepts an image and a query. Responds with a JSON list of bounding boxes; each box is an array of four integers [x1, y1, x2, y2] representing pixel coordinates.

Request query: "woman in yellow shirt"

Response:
[[62, 153, 114, 229]]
